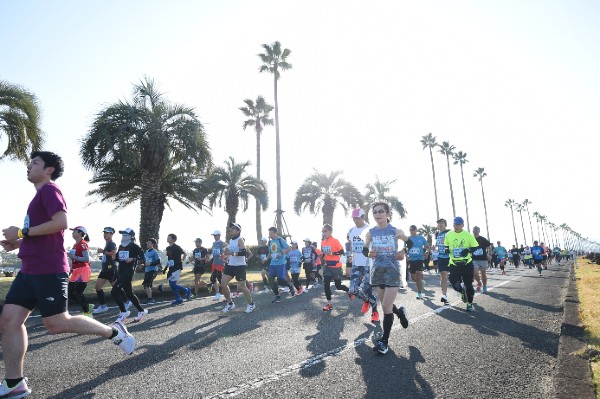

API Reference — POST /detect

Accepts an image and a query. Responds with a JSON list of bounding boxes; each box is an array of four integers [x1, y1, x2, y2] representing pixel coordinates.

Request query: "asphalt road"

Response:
[[1, 261, 570, 398]]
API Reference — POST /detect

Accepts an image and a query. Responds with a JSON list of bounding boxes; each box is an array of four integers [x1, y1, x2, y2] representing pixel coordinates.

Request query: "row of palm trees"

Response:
[[421, 133, 486, 236]]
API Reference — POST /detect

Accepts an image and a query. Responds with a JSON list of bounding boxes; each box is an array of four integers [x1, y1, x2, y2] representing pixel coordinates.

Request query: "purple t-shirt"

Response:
[[18, 182, 69, 275]]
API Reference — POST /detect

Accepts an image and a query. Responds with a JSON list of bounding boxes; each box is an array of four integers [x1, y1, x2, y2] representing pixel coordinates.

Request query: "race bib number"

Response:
[[409, 248, 420, 255], [145, 256, 152, 264], [118, 251, 129, 260], [452, 248, 465, 258], [290, 256, 299, 263], [168, 259, 175, 267], [323, 246, 331, 254], [212, 248, 221, 256], [195, 253, 202, 259], [102, 254, 107, 263], [473, 248, 484, 256], [260, 254, 267, 260], [352, 240, 364, 253]]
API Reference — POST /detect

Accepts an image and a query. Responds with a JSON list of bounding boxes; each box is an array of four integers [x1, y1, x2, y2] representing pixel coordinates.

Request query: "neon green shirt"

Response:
[[444, 229, 479, 265]]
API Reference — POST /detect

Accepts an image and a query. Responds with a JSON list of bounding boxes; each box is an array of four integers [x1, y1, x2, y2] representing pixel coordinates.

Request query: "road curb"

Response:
[[554, 262, 595, 399]]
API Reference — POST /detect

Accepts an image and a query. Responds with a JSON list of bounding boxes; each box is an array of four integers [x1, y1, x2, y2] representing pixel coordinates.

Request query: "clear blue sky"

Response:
[[1, 0, 599, 253]]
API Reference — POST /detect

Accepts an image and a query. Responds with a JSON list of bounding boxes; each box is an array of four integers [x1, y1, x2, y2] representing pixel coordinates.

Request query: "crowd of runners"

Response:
[[0, 151, 578, 398]]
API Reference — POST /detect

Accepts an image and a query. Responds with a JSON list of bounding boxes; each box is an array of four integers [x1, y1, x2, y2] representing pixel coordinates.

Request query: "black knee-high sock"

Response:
[[382, 313, 394, 344], [96, 289, 106, 304]]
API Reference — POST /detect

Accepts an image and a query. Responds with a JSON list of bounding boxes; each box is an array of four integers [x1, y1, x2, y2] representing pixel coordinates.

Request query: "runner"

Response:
[[321, 224, 351, 311], [189, 238, 209, 299], [531, 240, 544, 276], [345, 238, 353, 279], [431, 245, 439, 274], [407, 225, 429, 300], [301, 238, 318, 290], [67, 226, 94, 317], [553, 245, 562, 264], [522, 245, 533, 269], [93, 227, 125, 314], [266, 227, 295, 303], [209, 230, 226, 301], [444, 217, 479, 311], [510, 245, 521, 268], [221, 223, 255, 313], [164, 233, 191, 306], [541, 242, 549, 270], [494, 241, 508, 275], [141, 238, 161, 304], [0, 151, 134, 398], [347, 208, 379, 322], [472, 226, 491, 293], [256, 238, 270, 292], [435, 218, 452, 304], [312, 242, 324, 287], [112, 228, 147, 322], [363, 201, 409, 355], [287, 241, 304, 295]]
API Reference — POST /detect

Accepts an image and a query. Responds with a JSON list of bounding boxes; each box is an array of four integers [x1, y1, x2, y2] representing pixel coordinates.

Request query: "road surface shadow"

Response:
[[355, 345, 435, 399]]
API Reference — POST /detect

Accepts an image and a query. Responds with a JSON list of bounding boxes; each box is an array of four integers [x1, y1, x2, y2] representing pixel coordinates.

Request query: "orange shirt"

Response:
[[321, 237, 343, 268]]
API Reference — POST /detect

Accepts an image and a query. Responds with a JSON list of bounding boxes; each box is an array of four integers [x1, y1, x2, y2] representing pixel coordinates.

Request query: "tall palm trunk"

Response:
[[428, 147, 440, 220], [519, 212, 527, 245], [445, 154, 456, 217], [322, 197, 334, 226], [139, 171, 163, 246], [273, 75, 283, 235], [255, 131, 263, 241], [458, 163, 470, 231], [526, 207, 534, 245], [535, 218, 542, 242], [541, 222, 549, 245], [509, 207, 518, 247], [479, 179, 490, 239], [225, 195, 239, 241]]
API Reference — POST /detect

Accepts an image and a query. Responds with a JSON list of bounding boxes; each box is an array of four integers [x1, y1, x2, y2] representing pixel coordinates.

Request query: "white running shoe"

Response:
[[112, 321, 136, 355], [245, 303, 256, 313], [92, 304, 109, 314], [282, 287, 290, 293], [124, 301, 133, 311], [115, 311, 130, 323], [212, 293, 223, 302], [222, 302, 235, 313], [133, 309, 148, 322], [0, 377, 31, 398]]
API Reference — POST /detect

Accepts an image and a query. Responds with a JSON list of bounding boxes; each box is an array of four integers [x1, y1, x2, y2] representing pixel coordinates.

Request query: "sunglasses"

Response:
[[372, 209, 386, 214]]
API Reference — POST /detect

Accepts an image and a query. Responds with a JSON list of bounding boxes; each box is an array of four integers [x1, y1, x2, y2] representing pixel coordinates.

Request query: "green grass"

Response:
[[576, 258, 600, 398], [0, 268, 267, 303]]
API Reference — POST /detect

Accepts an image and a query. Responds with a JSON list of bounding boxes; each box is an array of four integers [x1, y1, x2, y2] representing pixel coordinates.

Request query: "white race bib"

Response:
[[118, 251, 129, 260], [168, 259, 175, 267]]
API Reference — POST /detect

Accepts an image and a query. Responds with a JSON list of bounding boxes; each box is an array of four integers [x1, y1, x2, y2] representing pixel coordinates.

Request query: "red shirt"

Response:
[[321, 237, 343, 268]]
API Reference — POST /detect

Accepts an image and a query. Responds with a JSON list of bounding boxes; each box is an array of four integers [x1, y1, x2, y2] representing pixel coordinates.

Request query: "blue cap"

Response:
[[453, 216, 465, 225]]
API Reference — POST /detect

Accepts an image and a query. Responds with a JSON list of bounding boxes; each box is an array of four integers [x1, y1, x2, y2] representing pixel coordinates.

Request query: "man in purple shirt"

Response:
[[0, 152, 136, 398]]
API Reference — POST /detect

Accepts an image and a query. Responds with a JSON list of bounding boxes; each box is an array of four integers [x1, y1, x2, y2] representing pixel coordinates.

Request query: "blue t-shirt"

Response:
[[369, 224, 399, 268], [211, 240, 226, 266], [287, 249, 302, 273], [145, 248, 160, 272], [269, 237, 289, 266], [407, 235, 427, 261], [494, 246, 507, 259], [531, 245, 544, 260], [436, 230, 450, 259]]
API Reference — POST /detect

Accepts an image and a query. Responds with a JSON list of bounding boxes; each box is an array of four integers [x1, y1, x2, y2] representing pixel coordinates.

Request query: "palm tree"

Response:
[[473, 167, 490, 239], [438, 141, 457, 217], [420, 133, 440, 220], [453, 150, 470, 231], [80, 77, 212, 245], [539, 214, 549, 245], [293, 169, 362, 226], [560, 223, 569, 248], [258, 41, 292, 235], [361, 176, 407, 222], [515, 202, 528, 245], [522, 199, 534, 244], [201, 157, 269, 240], [0, 80, 43, 161], [240, 96, 274, 241], [533, 212, 542, 241], [418, 224, 436, 246], [504, 199, 519, 247]]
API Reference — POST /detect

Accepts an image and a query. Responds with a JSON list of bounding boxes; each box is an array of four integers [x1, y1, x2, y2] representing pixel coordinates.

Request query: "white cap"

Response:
[[69, 226, 88, 234], [303, 237, 311, 242], [260, 237, 267, 242], [212, 230, 221, 236]]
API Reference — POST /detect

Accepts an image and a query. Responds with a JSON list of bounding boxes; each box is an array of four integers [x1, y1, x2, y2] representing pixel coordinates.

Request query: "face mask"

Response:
[[120, 235, 132, 247]]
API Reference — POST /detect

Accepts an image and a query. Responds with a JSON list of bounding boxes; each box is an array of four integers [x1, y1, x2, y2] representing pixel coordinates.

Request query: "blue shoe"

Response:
[[482, 286, 488, 294], [374, 340, 388, 354], [171, 299, 183, 306], [185, 288, 191, 301], [466, 303, 474, 312]]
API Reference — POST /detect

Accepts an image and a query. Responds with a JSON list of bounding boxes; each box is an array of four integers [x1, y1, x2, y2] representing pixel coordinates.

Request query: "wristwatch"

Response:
[[21, 228, 30, 237]]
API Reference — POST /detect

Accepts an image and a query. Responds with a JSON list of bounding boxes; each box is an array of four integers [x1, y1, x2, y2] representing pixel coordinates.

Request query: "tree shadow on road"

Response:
[[355, 345, 435, 399]]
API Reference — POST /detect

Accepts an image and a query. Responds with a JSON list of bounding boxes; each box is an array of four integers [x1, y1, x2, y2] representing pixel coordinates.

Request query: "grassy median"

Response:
[[576, 257, 600, 397], [0, 268, 267, 303]]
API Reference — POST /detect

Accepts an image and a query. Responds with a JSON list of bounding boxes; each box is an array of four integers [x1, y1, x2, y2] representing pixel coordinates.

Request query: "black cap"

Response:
[[409, 225, 417, 230], [268, 227, 277, 232], [103, 227, 115, 234], [437, 218, 447, 224]]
